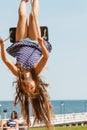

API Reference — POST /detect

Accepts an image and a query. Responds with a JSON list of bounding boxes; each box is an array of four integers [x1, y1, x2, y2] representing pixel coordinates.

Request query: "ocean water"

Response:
[[0, 100, 87, 119]]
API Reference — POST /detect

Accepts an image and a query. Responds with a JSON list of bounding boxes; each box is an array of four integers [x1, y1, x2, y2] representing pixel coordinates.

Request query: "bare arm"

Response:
[[15, 122, 19, 129], [35, 37, 49, 75], [0, 38, 18, 76]]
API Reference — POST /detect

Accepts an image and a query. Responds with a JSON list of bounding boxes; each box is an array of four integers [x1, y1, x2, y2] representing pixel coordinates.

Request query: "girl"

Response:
[[0, 0, 54, 129]]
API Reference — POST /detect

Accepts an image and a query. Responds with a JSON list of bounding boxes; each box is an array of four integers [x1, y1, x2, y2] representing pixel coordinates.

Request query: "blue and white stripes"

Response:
[[6, 38, 52, 69]]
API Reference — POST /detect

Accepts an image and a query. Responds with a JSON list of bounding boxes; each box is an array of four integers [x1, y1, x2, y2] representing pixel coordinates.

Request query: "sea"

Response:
[[0, 100, 87, 119]]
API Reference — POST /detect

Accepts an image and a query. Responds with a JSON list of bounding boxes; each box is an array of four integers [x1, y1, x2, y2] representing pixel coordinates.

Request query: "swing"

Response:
[[9, 26, 49, 43], [9, 0, 49, 43], [5, 0, 49, 43]]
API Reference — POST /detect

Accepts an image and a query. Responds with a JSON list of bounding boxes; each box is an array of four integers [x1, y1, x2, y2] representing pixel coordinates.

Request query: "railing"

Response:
[[30, 112, 87, 127]]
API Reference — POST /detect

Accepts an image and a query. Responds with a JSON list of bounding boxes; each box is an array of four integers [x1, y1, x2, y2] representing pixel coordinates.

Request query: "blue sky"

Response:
[[0, 0, 87, 100]]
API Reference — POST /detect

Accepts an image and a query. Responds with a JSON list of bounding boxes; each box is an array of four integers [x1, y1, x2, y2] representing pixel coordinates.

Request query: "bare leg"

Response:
[[16, 0, 27, 41], [27, 0, 41, 41]]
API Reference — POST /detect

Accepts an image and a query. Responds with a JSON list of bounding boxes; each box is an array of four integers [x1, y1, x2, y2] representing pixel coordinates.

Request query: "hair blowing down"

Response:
[[13, 66, 54, 129]]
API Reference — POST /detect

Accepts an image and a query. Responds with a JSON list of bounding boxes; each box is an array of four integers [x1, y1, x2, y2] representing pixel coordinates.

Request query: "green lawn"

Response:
[[30, 126, 87, 130]]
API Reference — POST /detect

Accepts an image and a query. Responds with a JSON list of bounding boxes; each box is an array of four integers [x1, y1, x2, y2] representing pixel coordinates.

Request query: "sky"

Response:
[[0, 0, 87, 100]]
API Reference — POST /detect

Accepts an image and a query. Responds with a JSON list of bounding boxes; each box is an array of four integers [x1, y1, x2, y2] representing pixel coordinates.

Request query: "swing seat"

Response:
[[9, 26, 49, 43]]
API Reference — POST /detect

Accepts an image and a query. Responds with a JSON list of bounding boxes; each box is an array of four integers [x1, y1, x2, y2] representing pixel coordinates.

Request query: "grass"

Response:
[[30, 126, 87, 130]]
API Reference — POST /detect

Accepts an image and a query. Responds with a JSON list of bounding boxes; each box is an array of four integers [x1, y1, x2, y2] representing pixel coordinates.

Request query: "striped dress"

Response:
[[6, 38, 52, 69], [7, 119, 17, 127]]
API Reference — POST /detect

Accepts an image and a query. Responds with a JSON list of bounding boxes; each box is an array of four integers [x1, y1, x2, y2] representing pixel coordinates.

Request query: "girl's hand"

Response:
[[0, 38, 4, 46]]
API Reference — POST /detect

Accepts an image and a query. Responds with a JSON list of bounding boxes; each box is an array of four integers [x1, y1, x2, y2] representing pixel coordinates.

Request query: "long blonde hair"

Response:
[[14, 65, 54, 129]]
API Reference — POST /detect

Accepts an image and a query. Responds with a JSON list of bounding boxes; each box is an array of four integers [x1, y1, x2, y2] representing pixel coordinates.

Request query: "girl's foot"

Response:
[[25, 0, 29, 2], [21, 0, 29, 2]]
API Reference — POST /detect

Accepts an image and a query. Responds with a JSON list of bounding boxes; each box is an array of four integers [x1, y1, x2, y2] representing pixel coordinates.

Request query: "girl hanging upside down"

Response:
[[0, 0, 54, 129]]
